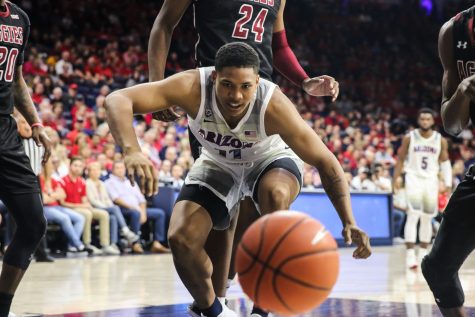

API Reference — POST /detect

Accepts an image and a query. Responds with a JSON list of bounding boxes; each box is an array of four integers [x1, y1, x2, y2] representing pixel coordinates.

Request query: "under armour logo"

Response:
[[458, 41, 468, 49]]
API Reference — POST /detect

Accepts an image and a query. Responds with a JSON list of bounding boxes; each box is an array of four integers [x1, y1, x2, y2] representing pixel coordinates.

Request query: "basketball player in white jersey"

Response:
[[105, 42, 371, 317], [393, 108, 452, 269]]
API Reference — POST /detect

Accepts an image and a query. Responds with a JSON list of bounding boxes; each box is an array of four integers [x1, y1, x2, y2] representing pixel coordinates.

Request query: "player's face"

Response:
[[213, 67, 259, 119], [418, 113, 434, 131]]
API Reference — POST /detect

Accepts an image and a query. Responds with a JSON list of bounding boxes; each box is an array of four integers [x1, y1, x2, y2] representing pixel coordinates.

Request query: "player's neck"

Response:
[[0, 1, 6, 9], [418, 128, 434, 138]]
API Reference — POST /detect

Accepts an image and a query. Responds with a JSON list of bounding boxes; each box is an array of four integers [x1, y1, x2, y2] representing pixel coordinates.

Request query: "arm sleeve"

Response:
[[272, 29, 309, 87], [440, 160, 453, 188]]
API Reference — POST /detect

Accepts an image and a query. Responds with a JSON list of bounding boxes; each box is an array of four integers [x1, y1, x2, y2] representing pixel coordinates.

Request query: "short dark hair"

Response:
[[70, 156, 84, 165], [215, 42, 260, 73], [418, 108, 435, 118]]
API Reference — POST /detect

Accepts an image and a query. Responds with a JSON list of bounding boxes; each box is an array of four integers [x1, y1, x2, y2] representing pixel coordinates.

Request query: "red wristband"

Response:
[[31, 123, 44, 128], [272, 30, 310, 87]]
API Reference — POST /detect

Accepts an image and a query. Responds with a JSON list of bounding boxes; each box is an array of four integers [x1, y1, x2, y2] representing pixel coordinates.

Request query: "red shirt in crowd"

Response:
[[40, 176, 61, 207], [61, 175, 87, 204]]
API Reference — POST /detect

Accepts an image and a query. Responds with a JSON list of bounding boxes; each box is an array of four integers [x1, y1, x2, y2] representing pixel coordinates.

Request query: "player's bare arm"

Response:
[[439, 137, 452, 190], [105, 70, 200, 195], [148, 0, 191, 121], [439, 20, 472, 136], [272, 0, 339, 101], [265, 88, 371, 259], [392, 134, 410, 190], [12, 65, 51, 164]]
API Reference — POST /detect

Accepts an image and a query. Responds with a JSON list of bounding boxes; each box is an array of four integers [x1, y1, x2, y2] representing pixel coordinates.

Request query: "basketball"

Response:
[[235, 210, 339, 316]]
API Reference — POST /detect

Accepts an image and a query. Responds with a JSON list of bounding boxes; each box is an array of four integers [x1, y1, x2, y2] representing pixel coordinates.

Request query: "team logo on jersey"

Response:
[[205, 109, 212, 117], [413, 145, 437, 154], [457, 41, 468, 49], [11, 14, 19, 19], [198, 129, 255, 149]]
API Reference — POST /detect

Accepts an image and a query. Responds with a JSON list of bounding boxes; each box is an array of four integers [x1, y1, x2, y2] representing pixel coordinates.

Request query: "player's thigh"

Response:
[[405, 174, 424, 210], [422, 178, 439, 215]]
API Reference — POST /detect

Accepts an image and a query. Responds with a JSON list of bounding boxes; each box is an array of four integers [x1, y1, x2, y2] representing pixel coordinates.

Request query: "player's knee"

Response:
[[264, 186, 291, 210], [422, 257, 465, 308], [168, 225, 200, 254]]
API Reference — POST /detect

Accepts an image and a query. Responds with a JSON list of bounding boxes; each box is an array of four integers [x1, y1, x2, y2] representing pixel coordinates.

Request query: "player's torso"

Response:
[[405, 130, 441, 178], [193, 0, 281, 80], [188, 66, 287, 164], [452, 6, 475, 123]]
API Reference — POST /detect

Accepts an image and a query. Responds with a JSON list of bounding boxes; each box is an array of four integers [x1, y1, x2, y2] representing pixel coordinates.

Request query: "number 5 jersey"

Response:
[[404, 129, 442, 179], [0, 1, 29, 114]]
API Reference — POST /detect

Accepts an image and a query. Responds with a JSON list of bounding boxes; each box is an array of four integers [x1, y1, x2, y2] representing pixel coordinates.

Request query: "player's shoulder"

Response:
[[7, 1, 29, 25]]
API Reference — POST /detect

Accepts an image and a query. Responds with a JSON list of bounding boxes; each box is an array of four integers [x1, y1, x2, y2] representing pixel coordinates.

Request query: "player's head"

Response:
[[417, 108, 435, 131], [213, 42, 260, 119], [69, 156, 85, 177]]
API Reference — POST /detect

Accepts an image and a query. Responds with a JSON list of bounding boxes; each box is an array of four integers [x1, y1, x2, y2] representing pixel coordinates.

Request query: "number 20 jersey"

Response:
[[193, 0, 281, 80], [404, 129, 441, 179], [0, 1, 29, 114]]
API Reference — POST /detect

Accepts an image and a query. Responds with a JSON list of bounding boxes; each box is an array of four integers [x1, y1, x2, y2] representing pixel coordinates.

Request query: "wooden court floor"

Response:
[[9, 245, 475, 316]]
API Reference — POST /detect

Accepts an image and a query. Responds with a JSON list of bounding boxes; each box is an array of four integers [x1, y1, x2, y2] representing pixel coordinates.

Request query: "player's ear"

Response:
[[212, 70, 217, 82], [256, 74, 260, 85]]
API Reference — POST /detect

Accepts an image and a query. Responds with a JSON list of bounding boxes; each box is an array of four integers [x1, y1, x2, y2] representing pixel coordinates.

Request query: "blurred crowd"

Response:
[[0, 0, 472, 255]]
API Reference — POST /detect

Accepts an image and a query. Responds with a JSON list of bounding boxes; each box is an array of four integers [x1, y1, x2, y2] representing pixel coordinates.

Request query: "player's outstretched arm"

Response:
[[148, 0, 191, 122], [265, 88, 371, 259], [439, 20, 472, 136], [148, 0, 191, 82], [105, 70, 200, 195]]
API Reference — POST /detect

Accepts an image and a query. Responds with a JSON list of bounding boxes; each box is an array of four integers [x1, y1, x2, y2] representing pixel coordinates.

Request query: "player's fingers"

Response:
[[152, 166, 159, 195], [143, 164, 154, 197], [136, 165, 146, 194], [342, 228, 352, 245], [127, 166, 136, 187]]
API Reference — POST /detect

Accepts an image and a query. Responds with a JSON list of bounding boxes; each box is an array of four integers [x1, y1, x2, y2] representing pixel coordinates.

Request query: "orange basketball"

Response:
[[235, 210, 339, 316]]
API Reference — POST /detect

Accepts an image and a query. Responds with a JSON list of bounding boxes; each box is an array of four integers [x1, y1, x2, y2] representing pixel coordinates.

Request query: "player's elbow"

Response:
[[442, 120, 462, 137]]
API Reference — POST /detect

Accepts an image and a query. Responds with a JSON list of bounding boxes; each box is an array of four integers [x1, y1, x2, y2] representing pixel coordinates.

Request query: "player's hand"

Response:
[[152, 108, 181, 122], [124, 151, 159, 197], [32, 125, 52, 165], [459, 74, 475, 101], [342, 224, 371, 259], [302, 76, 340, 102]]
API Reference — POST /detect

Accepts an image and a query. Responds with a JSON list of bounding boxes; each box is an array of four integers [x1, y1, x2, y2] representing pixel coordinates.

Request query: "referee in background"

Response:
[[13, 111, 54, 263]]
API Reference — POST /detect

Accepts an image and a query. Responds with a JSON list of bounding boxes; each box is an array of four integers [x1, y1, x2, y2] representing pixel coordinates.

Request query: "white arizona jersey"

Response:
[[188, 67, 289, 164], [404, 129, 441, 179]]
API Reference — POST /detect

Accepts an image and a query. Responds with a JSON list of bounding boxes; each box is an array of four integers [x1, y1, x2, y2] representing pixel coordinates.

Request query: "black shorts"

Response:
[[0, 115, 39, 196], [175, 157, 302, 229], [443, 165, 475, 224]]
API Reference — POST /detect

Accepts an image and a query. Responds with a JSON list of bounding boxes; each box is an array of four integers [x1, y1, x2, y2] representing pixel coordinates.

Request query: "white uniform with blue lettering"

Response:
[[186, 67, 303, 229], [403, 129, 441, 246], [404, 129, 441, 215]]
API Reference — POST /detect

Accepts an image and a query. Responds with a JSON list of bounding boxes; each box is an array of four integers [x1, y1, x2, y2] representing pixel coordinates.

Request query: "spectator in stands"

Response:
[[86, 162, 139, 248], [41, 158, 87, 254], [105, 161, 169, 253], [159, 160, 172, 180], [351, 167, 376, 191], [55, 51, 74, 77], [392, 176, 407, 243], [171, 165, 184, 188], [372, 163, 392, 192], [302, 171, 316, 189], [59, 157, 119, 255]]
